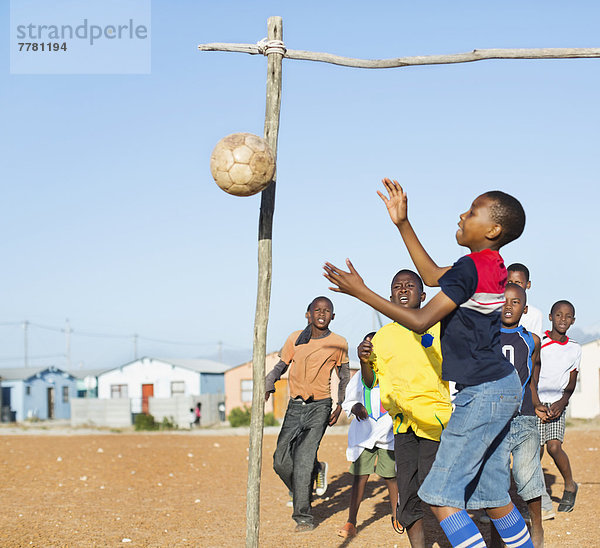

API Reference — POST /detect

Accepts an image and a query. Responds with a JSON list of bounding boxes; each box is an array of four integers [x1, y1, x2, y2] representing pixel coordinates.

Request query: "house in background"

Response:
[[0, 366, 78, 422], [225, 352, 360, 421], [570, 337, 600, 419], [95, 357, 229, 418]]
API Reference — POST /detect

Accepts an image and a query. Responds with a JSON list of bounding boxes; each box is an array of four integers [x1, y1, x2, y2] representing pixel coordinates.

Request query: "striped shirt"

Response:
[[439, 249, 514, 385]]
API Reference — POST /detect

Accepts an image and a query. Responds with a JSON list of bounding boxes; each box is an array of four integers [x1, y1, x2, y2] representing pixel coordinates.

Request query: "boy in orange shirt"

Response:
[[265, 296, 350, 532]]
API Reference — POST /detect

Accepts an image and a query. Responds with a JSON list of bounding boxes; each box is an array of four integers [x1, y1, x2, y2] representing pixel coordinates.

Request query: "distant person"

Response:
[[357, 270, 451, 547], [537, 300, 581, 513], [324, 179, 534, 547], [507, 263, 543, 337], [194, 403, 202, 426], [189, 408, 196, 429], [337, 332, 397, 539], [265, 296, 350, 532]]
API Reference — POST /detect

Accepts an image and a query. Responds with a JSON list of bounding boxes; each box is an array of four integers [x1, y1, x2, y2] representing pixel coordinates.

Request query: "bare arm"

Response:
[[548, 369, 578, 419], [357, 335, 375, 388], [378, 178, 451, 286], [323, 259, 457, 333]]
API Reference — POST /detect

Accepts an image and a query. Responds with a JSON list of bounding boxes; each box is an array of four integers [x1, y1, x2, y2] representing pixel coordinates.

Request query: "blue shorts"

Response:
[[418, 370, 521, 509], [509, 415, 545, 502]]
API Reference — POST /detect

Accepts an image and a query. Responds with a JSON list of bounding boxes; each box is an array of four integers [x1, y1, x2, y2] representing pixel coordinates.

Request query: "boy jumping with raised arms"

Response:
[[324, 179, 533, 548]]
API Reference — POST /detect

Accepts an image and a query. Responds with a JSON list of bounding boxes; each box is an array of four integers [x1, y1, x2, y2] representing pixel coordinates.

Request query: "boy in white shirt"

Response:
[[337, 332, 398, 539], [536, 300, 581, 513]]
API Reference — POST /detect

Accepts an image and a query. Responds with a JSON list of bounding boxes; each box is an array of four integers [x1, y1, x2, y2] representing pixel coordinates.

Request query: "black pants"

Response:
[[394, 427, 439, 528], [273, 398, 331, 524]]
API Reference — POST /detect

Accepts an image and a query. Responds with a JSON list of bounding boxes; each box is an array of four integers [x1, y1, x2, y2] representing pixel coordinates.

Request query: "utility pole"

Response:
[[133, 333, 139, 360], [217, 340, 223, 363], [23, 320, 29, 368], [65, 319, 72, 370]]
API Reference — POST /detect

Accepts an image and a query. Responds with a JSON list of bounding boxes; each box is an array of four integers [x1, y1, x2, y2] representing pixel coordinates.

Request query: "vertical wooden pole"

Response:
[[246, 16, 283, 548]]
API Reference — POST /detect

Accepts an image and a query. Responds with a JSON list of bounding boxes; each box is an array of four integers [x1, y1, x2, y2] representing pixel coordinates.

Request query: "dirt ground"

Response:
[[1, 423, 598, 547]]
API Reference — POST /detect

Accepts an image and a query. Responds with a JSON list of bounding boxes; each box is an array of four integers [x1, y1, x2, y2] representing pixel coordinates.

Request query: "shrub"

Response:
[[264, 412, 279, 427], [134, 413, 158, 431], [159, 416, 177, 430], [228, 406, 251, 427], [228, 407, 279, 427]]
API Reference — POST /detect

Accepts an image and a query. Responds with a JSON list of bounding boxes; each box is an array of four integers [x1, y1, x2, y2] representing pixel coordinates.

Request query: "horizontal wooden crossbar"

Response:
[[198, 42, 600, 68]]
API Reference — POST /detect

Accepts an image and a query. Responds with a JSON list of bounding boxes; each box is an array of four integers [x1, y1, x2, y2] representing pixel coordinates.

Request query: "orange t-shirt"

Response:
[[280, 330, 349, 401]]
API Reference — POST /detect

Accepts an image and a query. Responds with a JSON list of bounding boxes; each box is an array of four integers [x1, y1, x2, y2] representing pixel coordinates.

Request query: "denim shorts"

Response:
[[418, 369, 521, 509], [509, 415, 545, 501]]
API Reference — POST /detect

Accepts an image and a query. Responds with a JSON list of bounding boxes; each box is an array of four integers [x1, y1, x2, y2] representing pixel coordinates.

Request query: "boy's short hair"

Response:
[[505, 281, 527, 304], [550, 300, 575, 316], [507, 262, 530, 282], [483, 191, 526, 247], [391, 269, 424, 293], [308, 296, 334, 312]]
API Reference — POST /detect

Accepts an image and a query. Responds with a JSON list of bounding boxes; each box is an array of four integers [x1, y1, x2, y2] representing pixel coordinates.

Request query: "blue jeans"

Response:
[[273, 398, 332, 524], [418, 370, 521, 509], [509, 415, 545, 502]]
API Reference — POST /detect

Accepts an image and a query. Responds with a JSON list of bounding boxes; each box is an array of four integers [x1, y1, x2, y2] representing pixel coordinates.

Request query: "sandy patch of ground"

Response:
[[0, 424, 597, 547]]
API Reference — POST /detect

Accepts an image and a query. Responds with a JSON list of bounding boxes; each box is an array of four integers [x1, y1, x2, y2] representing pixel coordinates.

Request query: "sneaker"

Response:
[[295, 521, 315, 532], [315, 461, 328, 496]]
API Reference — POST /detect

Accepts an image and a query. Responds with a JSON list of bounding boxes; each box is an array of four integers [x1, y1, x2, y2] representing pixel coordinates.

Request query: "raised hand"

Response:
[[377, 178, 408, 227], [357, 336, 374, 365], [323, 259, 366, 297]]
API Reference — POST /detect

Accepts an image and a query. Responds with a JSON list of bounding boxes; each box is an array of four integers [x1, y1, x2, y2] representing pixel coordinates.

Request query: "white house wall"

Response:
[[97, 358, 202, 414], [570, 339, 600, 419]]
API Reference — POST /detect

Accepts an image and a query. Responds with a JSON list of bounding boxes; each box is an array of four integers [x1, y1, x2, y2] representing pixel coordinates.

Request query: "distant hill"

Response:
[[569, 327, 600, 345], [200, 348, 252, 367]]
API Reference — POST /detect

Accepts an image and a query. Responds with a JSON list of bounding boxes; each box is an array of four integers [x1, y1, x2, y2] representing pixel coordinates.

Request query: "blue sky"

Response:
[[1, 1, 599, 370]]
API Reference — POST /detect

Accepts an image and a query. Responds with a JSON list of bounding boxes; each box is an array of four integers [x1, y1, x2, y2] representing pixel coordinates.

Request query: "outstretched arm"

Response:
[[378, 178, 451, 287], [323, 259, 457, 333]]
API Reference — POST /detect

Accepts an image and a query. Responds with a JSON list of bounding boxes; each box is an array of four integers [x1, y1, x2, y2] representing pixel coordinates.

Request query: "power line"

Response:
[[0, 319, 247, 349]]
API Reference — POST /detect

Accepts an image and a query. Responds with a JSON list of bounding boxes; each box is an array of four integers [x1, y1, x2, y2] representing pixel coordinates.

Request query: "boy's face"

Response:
[[502, 284, 527, 328], [390, 272, 425, 309], [549, 303, 575, 335], [507, 270, 531, 290], [306, 298, 334, 329], [456, 195, 502, 251]]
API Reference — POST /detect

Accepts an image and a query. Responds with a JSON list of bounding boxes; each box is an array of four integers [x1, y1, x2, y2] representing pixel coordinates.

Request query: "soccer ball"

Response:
[[210, 133, 276, 197]]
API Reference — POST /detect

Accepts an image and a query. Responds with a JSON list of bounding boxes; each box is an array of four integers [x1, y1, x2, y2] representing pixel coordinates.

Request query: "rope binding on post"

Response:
[[257, 38, 286, 56]]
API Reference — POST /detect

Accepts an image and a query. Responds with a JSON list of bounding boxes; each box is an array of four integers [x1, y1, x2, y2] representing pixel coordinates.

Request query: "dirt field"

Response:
[[1, 424, 598, 547]]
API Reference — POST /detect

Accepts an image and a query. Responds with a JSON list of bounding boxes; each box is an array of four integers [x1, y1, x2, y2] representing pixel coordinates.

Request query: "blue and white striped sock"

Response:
[[491, 506, 534, 548], [439, 510, 486, 548]]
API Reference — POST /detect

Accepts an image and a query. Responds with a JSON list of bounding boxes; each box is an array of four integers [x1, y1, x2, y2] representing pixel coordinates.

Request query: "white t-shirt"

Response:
[[341, 371, 394, 462], [537, 332, 581, 404], [521, 304, 543, 338]]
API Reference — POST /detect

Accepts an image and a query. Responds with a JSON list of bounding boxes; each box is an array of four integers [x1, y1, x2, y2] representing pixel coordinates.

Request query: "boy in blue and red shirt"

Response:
[[324, 179, 533, 548]]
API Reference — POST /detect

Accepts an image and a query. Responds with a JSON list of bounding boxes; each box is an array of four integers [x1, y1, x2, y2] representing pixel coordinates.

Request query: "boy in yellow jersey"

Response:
[[358, 269, 452, 548]]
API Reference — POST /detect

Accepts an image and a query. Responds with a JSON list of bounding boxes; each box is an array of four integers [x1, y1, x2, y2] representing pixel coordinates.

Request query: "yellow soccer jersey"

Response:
[[371, 322, 451, 441]]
